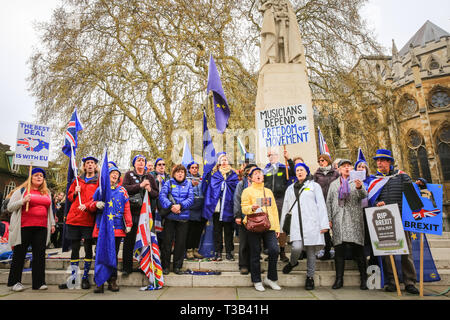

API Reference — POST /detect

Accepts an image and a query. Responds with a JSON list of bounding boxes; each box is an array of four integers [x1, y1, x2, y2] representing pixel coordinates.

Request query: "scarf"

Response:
[[338, 176, 350, 207], [218, 165, 232, 179], [319, 165, 332, 176]]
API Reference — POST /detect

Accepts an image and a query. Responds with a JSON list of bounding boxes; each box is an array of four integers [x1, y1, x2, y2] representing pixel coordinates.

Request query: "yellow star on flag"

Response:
[[108, 201, 113, 207], [107, 213, 114, 221], [411, 233, 417, 241]]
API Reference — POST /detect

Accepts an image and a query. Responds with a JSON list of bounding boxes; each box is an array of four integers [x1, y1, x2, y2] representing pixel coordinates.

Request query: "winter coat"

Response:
[[326, 178, 367, 246], [159, 178, 194, 221], [187, 173, 204, 221], [313, 167, 340, 200], [233, 178, 249, 220], [91, 185, 133, 238], [122, 170, 159, 215], [240, 182, 280, 233], [7, 188, 55, 248], [66, 175, 99, 227], [280, 180, 329, 246], [203, 169, 239, 222], [263, 162, 289, 199], [367, 170, 412, 215]]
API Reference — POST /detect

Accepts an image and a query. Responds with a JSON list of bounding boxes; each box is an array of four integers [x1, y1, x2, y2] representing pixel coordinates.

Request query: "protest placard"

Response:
[[256, 104, 310, 148], [349, 169, 366, 182], [14, 121, 52, 167]]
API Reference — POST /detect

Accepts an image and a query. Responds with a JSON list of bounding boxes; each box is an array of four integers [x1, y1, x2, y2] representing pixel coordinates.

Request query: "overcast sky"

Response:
[[1, 0, 449, 151]]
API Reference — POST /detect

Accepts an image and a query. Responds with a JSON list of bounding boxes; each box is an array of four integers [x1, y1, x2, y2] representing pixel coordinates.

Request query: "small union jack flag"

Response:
[[62, 108, 83, 158], [412, 208, 441, 220]]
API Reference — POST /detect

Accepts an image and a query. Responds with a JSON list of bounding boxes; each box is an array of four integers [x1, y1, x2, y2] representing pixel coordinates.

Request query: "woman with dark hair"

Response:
[[159, 164, 194, 274], [7, 168, 55, 291]]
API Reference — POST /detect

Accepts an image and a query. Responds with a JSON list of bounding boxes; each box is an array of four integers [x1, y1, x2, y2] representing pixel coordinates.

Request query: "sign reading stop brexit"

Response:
[[257, 104, 310, 148], [402, 184, 443, 236], [15, 121, 52, 167]]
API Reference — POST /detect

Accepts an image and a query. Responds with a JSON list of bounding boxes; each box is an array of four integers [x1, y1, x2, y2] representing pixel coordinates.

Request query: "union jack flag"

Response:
[[318, 126, 330, 156], [134, 190, 164, 289], [62, 108, 83, 158], [17, 137, 35, 151], [412, 208, 441, 220], [368, 171, 406, 206]]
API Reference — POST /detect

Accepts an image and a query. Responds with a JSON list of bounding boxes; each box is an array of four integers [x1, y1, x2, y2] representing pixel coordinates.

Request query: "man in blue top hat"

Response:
[[368, 149, 419, 295]]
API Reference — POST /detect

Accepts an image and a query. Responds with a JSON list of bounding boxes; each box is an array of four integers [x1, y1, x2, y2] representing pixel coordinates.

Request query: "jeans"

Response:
[[213, 212, 234, 254], [122, 215, 140, 273], [161, 219, 189, 270], [290, 240, 316, 278], [247, 230, 279, 283], [237, 223, 250, 269]]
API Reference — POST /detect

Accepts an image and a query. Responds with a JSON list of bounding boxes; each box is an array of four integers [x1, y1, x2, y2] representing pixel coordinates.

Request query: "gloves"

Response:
[[126, 227, 132, 233], [96, 201, 105, 209]]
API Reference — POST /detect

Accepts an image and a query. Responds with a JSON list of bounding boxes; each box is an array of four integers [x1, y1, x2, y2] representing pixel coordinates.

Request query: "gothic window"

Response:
[[407, 130, 432, 182], [430, 90, 450, 108], [437, 125, 450, 181], [399, 94, 418, 117]]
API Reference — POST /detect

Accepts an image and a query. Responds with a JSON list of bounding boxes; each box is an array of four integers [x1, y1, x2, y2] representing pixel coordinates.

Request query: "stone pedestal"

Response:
[[255, 63, 318, 172]]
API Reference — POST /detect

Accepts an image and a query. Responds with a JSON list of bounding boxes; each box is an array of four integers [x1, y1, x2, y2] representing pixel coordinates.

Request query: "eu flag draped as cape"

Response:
[[94, 150, 117, 286]]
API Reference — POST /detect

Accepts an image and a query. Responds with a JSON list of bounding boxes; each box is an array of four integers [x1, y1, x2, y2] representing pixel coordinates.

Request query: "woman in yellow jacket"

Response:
[[241, 167, 281, 292]]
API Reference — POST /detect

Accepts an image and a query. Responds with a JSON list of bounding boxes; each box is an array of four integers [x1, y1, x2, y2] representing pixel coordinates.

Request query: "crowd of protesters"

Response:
[[1, 148, 422, 295]]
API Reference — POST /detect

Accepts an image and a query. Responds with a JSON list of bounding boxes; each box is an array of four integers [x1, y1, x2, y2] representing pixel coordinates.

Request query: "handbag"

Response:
[[157, 186, 175, 218], [282, 186, 305, 235], [245, 189, 271, 233], [129, 192, 143, 211]]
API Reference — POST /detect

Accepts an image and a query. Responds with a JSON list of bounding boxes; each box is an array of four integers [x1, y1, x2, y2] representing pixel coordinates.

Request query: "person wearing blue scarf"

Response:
[[202, 153, 239, 261]]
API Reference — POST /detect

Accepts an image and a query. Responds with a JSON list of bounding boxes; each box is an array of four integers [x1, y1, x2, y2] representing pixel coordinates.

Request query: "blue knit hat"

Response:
[[132, 154, 147, 167], [248, 167, 263, 177], [154, 157, 164, 167], [187, 161, 199, 170], [82, 156, 98, 163], [31, 167, 46, 179], [108, 166, 121, 178], [294, 162, 310, 176]]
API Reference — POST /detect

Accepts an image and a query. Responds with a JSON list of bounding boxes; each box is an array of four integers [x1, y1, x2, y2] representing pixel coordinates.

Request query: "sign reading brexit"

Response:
[[256, 104, 309, 148], [15, 121, 52, 167]]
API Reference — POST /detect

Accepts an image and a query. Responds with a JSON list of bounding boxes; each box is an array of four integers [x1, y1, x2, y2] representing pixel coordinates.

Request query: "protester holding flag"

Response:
[[59, 156, 99, 290], [280, 163, 330, 291], [241, 167, 281, 292], [326, 159, 368, 290], [233, 163, 257, 275], [203, 153, 239, 261], [313, 154, 339, 261], [7, 168, 55, 291], [186, 161, 205, 260], [159, 165, 194, 274], [122, 155, 158, 276], [263, 150, 290, 263], [91, 166, 132, 293], [368, 149, 419, 294]]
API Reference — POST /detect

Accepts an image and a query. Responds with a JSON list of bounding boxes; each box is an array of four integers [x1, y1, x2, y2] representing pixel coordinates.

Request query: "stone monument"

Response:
[[255, 0, 318, 171]]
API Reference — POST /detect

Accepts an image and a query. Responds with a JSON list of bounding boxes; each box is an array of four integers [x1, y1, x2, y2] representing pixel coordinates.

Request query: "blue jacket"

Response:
[[203, 169, 239, 222], [159, 178, 194, 221], [187, 173, 204, 221]]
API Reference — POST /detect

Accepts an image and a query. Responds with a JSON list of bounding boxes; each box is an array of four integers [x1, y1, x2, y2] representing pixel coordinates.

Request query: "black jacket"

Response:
[[375, 170, 413, 216], [264, 164, 289, 199]]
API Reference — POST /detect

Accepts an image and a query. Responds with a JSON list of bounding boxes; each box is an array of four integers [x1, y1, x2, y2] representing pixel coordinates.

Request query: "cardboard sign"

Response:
[[365, 204, 409, 256], [14, 121, 52, 167], [256, 104, 310, 148], [402, 184, 443, 236], [350, 169, 366, 182]]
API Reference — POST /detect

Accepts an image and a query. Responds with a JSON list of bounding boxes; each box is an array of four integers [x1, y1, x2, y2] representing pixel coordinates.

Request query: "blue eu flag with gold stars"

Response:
[[207, 54, 230, 134], [94, 149, 117, 286]]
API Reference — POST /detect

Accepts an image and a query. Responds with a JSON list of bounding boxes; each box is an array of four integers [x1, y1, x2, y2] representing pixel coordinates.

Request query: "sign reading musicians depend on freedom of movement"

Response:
[[365, 204, 409, 256], [14, 121, 52, 167], [256, 104, 310, 148]]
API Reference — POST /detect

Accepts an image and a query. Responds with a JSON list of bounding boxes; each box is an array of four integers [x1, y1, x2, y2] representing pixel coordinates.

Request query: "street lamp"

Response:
[[5, 151, 14, 171]]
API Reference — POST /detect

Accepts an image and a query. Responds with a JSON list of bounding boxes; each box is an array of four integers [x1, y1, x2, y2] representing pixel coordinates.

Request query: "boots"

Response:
[[186, 249, 194, 260], [332, 256, 345, 289], [355, 256, 368, 290], [107, 276, 120, 292], [279, 247, 289, 263], [193, 248, 204, 259], [94, 284, 104, 294]]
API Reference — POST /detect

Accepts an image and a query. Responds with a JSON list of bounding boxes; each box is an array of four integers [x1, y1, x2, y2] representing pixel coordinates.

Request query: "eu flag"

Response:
[[201, 110, 216, 195], [94, 149, 117, 286], [181, 138, 194, 169], [207, 55, 230, 134]]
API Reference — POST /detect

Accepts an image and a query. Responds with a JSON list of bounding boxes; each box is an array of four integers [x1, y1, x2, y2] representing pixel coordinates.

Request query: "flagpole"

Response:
[[420, 232, 424, 297], [283, 145, 289, 180], [71, 145, 82, 206], [25, 165, 32, 212]]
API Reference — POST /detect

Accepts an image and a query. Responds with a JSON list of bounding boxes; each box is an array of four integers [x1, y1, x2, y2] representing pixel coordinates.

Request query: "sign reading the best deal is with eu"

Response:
[[256, 104, 310, 148], [402, 183, 443, 236], [14, 121, 52, 167]]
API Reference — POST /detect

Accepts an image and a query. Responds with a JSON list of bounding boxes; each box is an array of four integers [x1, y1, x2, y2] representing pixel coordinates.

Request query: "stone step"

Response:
[[1, 268, 448, 288]]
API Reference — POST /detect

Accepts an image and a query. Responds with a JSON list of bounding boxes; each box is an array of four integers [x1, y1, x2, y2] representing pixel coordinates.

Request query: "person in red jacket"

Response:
[[59, 156, 99, 290]]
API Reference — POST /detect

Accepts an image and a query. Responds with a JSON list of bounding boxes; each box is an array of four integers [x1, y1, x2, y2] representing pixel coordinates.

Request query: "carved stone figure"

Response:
[[259, 0, 304, 68]]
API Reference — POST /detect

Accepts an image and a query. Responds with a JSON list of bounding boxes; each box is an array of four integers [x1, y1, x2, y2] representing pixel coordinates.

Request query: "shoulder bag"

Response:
[[245, 188, 271, 233]]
